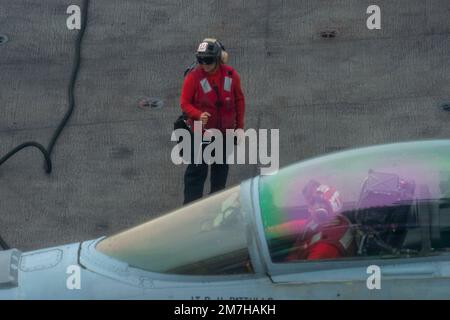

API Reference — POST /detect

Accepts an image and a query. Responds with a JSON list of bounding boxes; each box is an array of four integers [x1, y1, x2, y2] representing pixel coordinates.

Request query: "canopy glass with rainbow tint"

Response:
[[259, 140, 450, 263]]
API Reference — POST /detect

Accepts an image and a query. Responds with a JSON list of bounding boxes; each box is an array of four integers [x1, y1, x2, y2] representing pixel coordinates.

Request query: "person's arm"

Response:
[[233, 71, 245, 129], [265, 219, 308, 239], [180, 73, 202, 120], [307, 242, 340, 260]]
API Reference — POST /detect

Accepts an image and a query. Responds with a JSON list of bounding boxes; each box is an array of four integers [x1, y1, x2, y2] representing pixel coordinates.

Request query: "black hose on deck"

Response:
[[47, 0, 89, 159], [0, 0, 90, 249], [0, 142, 51, 173]]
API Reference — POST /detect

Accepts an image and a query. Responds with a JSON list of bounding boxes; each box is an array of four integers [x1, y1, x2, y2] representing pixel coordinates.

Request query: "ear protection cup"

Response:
[[215, 40, 229, 64], [202, 38, 229, 64], [220, 50, 229, 64]]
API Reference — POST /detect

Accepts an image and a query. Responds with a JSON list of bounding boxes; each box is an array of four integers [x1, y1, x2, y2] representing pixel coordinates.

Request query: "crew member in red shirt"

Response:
[[181, 38, 245, 204], [266, 180, 355, 261]]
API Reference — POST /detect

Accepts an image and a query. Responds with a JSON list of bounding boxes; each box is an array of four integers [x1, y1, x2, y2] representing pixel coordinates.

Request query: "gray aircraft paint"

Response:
[[1, 160, 450, 300]]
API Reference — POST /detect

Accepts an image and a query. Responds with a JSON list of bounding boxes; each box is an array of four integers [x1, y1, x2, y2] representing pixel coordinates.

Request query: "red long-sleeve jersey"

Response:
[[180, 64, 245, 130]]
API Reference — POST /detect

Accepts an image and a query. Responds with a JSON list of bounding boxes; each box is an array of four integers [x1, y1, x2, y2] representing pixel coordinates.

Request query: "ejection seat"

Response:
[[353, 170, 418, 256]]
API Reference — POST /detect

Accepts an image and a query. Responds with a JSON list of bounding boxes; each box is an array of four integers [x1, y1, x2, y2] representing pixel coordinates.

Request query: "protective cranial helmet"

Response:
[[303, 180, 343, 219], [195, 38, 229, 65]]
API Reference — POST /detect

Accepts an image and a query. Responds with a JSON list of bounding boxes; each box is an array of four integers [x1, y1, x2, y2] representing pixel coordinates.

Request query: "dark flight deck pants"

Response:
[[183, 139, 230, 205]]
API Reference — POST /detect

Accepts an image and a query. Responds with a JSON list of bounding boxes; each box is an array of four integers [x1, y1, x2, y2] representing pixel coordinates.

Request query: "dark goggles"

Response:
[[197, 56, 217, 65]]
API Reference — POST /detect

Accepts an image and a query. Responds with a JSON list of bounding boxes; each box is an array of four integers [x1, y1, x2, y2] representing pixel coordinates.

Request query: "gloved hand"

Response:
[[200, 112, 211, 125]]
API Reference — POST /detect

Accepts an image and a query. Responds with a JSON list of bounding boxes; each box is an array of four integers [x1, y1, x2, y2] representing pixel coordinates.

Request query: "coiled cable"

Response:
[[0, 0, 90, 249]]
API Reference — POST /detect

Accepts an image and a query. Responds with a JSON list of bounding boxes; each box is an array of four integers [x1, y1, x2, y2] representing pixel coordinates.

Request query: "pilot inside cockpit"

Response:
[[267, 180, 356, 261]]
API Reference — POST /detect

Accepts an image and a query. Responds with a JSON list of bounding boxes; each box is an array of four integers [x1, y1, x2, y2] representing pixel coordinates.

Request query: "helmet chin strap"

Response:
[[212, 61, 220, 72]]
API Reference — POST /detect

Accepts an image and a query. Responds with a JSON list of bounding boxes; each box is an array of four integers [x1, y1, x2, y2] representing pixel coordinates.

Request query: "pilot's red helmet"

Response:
[[303, 180, 343, 219]]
